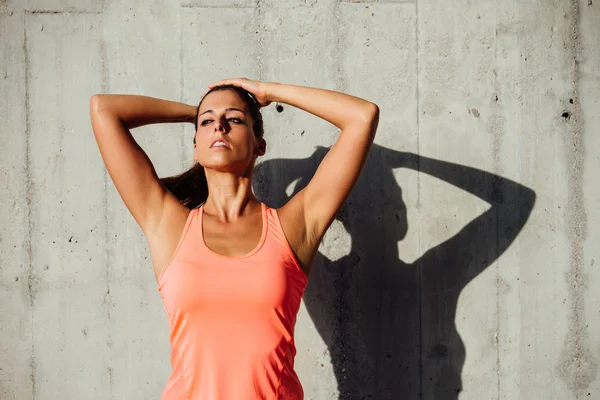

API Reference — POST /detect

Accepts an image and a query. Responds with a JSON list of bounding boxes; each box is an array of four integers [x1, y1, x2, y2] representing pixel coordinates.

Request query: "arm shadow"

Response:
[[254, 143, 536, 400]]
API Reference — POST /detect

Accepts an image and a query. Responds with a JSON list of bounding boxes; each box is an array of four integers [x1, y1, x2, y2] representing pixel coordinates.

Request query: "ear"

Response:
[[256, 138, 266, 157]]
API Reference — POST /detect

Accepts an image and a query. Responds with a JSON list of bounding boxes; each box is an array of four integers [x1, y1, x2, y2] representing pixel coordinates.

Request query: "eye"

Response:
[[200, 117, 243, 126]]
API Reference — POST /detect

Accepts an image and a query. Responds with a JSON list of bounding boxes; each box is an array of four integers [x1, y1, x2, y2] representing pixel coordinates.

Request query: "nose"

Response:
[[214, 117, 228, 132]]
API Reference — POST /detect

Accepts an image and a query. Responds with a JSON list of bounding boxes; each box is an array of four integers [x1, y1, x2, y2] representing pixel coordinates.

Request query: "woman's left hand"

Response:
[[206, 77, 273, 108]]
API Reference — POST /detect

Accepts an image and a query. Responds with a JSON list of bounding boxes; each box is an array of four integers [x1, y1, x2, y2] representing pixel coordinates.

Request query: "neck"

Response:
[[203, 169, 258, 222]]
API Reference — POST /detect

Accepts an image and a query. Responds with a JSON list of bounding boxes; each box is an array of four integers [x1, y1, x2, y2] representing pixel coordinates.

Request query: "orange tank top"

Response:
[[157, 202, 308, 399]]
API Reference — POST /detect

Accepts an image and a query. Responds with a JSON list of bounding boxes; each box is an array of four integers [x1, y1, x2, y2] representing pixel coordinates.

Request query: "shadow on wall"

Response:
[[254, 144, 536, 400]]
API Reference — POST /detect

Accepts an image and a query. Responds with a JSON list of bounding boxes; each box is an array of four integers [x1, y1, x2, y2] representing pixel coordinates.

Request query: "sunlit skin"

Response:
[[90, 77, 379, 277], [193, 90, 266, 220], [190, 77, 379, 270]]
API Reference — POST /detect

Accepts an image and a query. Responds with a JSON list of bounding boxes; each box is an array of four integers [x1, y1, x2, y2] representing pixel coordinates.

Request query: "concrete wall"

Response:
[[1, 0, 598, 398]]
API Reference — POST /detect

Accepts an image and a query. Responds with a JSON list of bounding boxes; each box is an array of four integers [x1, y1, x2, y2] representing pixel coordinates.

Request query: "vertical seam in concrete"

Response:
[[414, 0, 422, 398], [331, 1, 347, 93], [23, 11, 37, 400], [493, 2, 500, 399], [494, 185, 500, 400], [99, 12, 114, 396], [556, 1, 597, 397], [251, 0, 266, 178], [495, 216, 500, 400], [253, 0, 265, 82], [277, 2, 282, 159], [331, 2, 350, 396], [179, 9, 186, 169]]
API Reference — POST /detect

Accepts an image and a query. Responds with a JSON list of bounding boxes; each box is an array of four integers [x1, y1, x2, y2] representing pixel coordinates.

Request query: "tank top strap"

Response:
[[264, 204, 306, 279], [157, 206, 200, 290]]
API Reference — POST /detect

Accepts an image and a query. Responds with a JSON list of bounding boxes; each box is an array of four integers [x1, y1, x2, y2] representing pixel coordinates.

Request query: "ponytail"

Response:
[[160, 162, 208, 210]]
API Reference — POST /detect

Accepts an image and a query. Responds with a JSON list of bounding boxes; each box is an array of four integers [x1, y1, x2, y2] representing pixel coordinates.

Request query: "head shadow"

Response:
[[254, 143, 536, 399]]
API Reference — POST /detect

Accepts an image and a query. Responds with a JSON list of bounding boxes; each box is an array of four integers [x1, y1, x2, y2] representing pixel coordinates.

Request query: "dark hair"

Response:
[[159, 85, 264, 210]]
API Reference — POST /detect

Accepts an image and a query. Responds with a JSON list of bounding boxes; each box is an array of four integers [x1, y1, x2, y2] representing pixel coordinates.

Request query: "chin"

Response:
[[203, 159, 251, 173]]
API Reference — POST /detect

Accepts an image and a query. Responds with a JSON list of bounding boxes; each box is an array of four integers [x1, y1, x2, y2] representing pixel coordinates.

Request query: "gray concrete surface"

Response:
[[1, 0, 598, 399]]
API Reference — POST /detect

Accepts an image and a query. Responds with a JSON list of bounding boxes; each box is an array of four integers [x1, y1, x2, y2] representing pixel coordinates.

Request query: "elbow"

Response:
[[365, 103, 380, 120], [344, 103, 380, 136], [90, 94, 114, 115], [89, 94, 104, 114], [370, 102, 380, 116], [359, 103, 380, 126], [364, 103, 379, 137]]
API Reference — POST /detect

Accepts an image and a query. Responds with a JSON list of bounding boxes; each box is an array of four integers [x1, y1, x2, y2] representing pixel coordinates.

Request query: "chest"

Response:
[[202, 215, 263, 258], [161, 253, 294, 316]]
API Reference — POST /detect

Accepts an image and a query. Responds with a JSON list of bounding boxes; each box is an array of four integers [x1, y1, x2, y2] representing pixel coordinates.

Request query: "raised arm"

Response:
[[89, 94, 196, 234], [265, 83, 380, 240], [203, 78, 378, 273], [384, 148, 536, 281]]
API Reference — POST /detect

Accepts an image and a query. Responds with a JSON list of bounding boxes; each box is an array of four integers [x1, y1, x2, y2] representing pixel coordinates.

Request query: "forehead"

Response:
[[199, 90, 249, 114]]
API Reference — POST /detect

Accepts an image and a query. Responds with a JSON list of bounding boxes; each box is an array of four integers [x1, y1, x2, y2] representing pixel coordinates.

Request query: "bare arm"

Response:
[[266, 83, 380, 244], [201, 78, 378, 272], [89, 94, 196, 233]]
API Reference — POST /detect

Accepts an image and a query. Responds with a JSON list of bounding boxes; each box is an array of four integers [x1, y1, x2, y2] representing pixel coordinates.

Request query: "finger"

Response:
[[203, 81, 226, 95], [208, 78, 238, 88], [207, 81, 225, 89], [206, 81, 224, 90], [205, 81, 231, 97]]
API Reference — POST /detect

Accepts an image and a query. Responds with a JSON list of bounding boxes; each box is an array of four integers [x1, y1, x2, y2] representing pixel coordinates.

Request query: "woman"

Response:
[[89, 78, 379, 399]]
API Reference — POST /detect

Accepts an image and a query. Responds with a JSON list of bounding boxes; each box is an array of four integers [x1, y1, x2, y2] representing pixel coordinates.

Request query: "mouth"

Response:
[[209, 139, 231, 149]]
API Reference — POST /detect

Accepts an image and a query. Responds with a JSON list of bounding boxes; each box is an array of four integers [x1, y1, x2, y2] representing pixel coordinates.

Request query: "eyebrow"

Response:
[[199, 108, 246, 117]]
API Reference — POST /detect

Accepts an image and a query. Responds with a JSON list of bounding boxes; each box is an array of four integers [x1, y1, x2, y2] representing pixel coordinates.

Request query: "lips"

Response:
[[210, 139, 231, 149]]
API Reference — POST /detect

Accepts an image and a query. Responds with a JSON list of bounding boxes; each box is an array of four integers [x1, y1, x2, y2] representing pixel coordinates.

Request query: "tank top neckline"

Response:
[[198, 201, 268, 260]]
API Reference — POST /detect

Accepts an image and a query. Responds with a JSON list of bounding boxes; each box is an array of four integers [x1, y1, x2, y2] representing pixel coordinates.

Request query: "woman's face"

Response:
[[194, 90, 264, 173]]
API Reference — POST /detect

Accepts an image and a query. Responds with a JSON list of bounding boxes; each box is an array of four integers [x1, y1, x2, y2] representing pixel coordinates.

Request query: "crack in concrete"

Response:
[[25, 9, 101, 14], [180, 3, 253, 9]]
